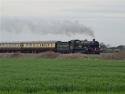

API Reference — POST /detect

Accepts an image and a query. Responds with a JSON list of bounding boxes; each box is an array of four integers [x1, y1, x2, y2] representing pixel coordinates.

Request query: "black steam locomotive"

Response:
[[56, 39, 100, 54]]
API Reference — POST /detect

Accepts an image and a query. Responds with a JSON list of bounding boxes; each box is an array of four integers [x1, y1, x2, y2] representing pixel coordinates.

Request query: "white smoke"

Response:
[[0, 17, 94, 37]]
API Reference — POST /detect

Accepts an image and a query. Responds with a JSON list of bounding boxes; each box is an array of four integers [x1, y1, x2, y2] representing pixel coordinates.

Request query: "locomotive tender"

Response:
[[0, 39, 100, 54]]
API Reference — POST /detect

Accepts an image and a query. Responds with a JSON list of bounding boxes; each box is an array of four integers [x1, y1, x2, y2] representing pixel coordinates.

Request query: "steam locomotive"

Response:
[[0, 39, 100, 54]]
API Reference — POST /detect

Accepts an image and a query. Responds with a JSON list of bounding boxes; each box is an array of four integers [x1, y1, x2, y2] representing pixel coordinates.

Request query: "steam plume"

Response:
[[0, 17, 94, 37]]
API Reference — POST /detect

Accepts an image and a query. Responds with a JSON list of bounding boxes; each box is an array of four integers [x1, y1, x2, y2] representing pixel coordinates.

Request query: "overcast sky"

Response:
[[0, 0, 125, 46]]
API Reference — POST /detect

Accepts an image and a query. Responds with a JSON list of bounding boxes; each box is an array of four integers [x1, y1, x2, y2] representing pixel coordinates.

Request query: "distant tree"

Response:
[[99, 42, 109, 52], [100, 42, 109, 49], [100, 42, 107, 52], [116, 45, 125, 51]]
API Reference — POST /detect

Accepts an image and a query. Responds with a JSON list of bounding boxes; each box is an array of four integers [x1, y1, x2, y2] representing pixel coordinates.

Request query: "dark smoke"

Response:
[[0, 17, 94, 37]]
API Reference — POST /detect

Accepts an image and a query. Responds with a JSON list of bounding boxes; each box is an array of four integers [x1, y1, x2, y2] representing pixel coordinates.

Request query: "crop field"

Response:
[[0, 57, 125, 94]]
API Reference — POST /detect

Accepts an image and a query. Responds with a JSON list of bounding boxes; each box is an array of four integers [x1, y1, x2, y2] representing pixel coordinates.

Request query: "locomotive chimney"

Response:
[[93, 39, 95, 42]]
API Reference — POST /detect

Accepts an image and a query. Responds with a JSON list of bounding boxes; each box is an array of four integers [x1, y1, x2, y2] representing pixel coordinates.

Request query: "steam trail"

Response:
[[0, 17, 94, 37]]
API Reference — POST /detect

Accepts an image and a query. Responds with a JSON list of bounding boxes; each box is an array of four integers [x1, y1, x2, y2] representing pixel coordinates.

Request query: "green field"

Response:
[[0, 58, 125, 94]]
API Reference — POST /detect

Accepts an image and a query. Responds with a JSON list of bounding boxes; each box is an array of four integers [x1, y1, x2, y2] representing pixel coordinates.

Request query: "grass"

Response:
[[0, 58, 125, 94]]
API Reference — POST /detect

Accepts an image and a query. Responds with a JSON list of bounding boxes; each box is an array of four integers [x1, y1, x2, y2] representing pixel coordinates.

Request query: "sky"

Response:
[[0, 0, 125, 46]]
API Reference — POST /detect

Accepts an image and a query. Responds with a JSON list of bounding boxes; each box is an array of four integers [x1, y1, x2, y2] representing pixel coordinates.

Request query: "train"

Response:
[[0, 39, 100, 54]]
